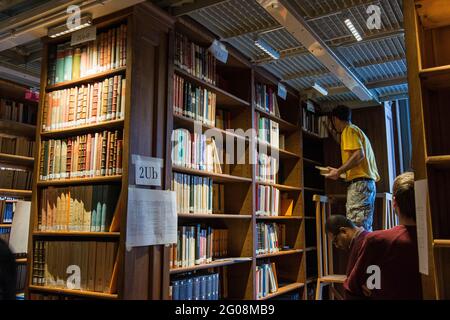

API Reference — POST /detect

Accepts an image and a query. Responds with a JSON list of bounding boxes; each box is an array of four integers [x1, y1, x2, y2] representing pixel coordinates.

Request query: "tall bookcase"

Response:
[[404, 0, 450, 299], [164, 17, 307, 300], [0, 78, 37, 298], [26, 4, 175, 300]]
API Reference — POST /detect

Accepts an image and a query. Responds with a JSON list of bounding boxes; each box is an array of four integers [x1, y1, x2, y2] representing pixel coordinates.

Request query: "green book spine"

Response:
[[90, 185, 98, 232], [101, 184, 108, 232], [63, 46, 73, 82], [72, 48, 81, 80], [55, 44, 65, 84]]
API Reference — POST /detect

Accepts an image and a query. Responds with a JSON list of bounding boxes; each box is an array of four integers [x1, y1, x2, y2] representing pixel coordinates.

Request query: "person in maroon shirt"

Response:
[[344, 172, 423, 299], [325, 215, 369, 299]]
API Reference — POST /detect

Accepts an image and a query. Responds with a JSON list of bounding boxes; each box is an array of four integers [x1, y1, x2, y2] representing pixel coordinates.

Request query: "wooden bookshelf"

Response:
[[0, 189, 32, 198], [0, 119, 36, 137], [170, 258, 252, 274], [257, 282, 304, 300], [0, 224, 12, 228], [0, 153, 34, 167], [404, 0, 450, 299], [256, 249, 303, 259], [26, 4, 176, 300], [172, 165, 252, 183], [178, 213, 252, 219], [256, 216, 302, 220]]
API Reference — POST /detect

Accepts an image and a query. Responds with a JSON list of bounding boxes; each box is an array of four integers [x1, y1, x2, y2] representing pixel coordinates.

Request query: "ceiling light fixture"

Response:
[[48, 14, 93, 38], [254, 37, 280, 60], [312, 82, 328, 96], [344, 19, 363, 42]]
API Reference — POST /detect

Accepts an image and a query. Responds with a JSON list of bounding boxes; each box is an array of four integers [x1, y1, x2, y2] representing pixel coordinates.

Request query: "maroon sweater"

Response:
[[344, 225, 422, 300], [346, 230, 369, 276]]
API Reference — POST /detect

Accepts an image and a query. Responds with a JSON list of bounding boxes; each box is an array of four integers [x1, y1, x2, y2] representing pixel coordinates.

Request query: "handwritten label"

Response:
[[277, 83, 287, 100], [306, 100, 316, 113], [132, 155, 163, 187], [209, 40, 228, 64], [71, 26, 96, 46]]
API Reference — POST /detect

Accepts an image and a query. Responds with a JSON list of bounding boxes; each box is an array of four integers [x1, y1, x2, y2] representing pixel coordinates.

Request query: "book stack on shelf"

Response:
[[302, 100, 328, 138], [26, 15, 132, 300], [171, 272, 220, 300], [405, 0, 450, 299], [256, 262, 278, 299]]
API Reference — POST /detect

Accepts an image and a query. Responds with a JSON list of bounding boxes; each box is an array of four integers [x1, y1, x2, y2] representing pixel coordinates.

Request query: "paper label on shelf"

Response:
[[71, 26, 97, 46], [415, 179, 429, 275], [209, 39, 228, 64], [132, 154, 163, 187], [9, 201, 31, 254], [126, 187, 177, 248], [277, 83, 287, 100]]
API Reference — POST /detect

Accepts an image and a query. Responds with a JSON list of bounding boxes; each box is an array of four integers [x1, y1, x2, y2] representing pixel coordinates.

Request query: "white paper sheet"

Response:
[[9, 201, 31, 254], [126, 187, 177, 249], [414, 179, 429, 275]]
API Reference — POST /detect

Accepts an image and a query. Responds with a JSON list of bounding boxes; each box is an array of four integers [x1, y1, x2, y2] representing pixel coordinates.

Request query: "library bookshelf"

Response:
[[163, 16, 307, 300], [404, 0, 450, 299], [26, 4, 176, 300]]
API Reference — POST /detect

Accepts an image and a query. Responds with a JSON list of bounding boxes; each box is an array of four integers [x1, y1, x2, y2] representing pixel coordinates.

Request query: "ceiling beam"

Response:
[[302, 0, 380, 21], [257, 0, 376, 102], [366, 76, 407, 89], [0, 0, 28, 11], [172, 0, 230, 16], [352, 55, 405, 68], [26, 50, 42, 63], [283, 68, 329, 81], [0, 62, 40, 87]]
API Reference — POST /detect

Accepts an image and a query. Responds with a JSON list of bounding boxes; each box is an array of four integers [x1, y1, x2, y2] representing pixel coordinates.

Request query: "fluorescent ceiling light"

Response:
[[312, 82, 328, 96], [344, 19, 363, 42], [48, 14, 93, 38], [254, 37, 280, 60]]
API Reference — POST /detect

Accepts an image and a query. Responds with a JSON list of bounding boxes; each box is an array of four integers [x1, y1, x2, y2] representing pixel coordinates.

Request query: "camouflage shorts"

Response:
[[346, 180, 376, 231]]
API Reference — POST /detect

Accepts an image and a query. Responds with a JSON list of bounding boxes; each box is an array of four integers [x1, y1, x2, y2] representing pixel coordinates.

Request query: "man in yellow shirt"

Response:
[[324, 105, 380, 231]]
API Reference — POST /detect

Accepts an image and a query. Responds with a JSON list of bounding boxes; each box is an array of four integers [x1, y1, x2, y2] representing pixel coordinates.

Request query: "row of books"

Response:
[[173, 74, 217, 127], [255, 83, 280, 117], [16, 263, 27, 294], [170, 225, 228, 269], [0, 136, 35, 157], [256, 152, 278, 184], [0, 200, 14, 223], [256, 185, 280, 217], [43, 75, 126, 131], [0, 98, 37, 125], [256, 113, 279, 148], [172, 129, 222, 173], [39, 130, 123, 181], [302, 108, 328, 138], [215, 109, 232, 130], [38, 185, 119, 232], [172, 173, 213, 214], [171, 272, 220, 300], [0, 168, 32, 190], [0, 227, 9, 242], [256, 262, 278, 299], [32, 240, 117, 293], [28, 294, 75, 300], [174, 33, 217, 85], [256, 222, 286, 255], [48, 24, 127, 85]]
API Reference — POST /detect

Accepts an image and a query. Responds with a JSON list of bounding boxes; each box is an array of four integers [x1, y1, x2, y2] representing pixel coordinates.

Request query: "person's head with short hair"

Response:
[[331, 105, 352, 133], [325, 215, 358, 250], [393, 172, 416, 225], [0, 238, 16, 300]]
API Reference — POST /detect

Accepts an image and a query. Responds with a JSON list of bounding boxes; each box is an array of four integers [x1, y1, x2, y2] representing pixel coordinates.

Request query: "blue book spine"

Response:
[[200, 276, 207, 300], [206, 274, 212, 300], [179, 279, 186, 300], [187, 278, 193, 300], [172, 280, 180, 300], [193, 276, 200, 300]]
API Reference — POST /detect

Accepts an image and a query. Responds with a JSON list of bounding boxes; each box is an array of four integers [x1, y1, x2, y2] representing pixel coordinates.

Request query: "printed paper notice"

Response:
[[9, 201, 31, 254], [126, 187, 177, 248], [415, 179, 429, 275]]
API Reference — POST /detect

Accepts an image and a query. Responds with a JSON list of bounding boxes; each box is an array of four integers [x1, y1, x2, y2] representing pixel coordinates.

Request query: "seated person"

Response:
[[0, 238, 16, 300], [344, 172, 422, 299], [325, 215, 369, 300]]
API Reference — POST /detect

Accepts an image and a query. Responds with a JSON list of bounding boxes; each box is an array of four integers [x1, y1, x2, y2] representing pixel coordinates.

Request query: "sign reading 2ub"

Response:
[[134, 155, 163, 187]]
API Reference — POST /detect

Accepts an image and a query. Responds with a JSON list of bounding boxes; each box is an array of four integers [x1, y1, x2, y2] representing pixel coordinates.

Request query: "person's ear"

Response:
[[393, 197, 399, 216]]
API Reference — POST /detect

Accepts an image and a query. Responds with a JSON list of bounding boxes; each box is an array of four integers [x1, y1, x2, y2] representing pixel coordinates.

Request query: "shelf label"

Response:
[[71, 26, 97, 46], [278, 83, 287, 100], [132, 155, 164, 187], [306, 99, 316, 113], [209, 39, 228, 64]]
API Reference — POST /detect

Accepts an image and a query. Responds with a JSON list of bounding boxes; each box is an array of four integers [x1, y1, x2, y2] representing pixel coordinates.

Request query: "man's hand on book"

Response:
[[324, 167, 341, 180]]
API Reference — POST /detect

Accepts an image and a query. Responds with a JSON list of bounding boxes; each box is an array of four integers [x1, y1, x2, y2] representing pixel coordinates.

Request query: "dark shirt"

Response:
[[344, 225, 422, 300], [344, 229, 369, 300], [0, 239, 16, 300]]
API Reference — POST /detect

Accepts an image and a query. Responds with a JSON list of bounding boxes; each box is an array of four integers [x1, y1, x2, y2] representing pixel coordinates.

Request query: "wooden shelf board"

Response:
[[306, 277, 317, 284], [170, 257, 252, 274], [37, 175, 122, 186], [0, 120, 36, 137], [0, 224, 12, 228], [28, 285, 118, 299], [434, 239, 450, 248], [256, 249, 303, 259], [302, 129, 326, 140], [0, 153, 34, 167], [256, 215, 302, 220], [303, 157, 323, 166], [0, 189, 32, 197], [305, 247, 317, 252], [303, 187, 325, 193], [174, 67, 250, 108], [15, 258, 27, 263], [304, 216, 316, 220], [416, 0, 450, 29], [172, 166, 252, 183], [33, 231, 120, 237], [178, 213, 252, 219], [46, 67, 127, 91], [41, 119, 125, 138], [257, 140, 300, 159], [256, 180, 302, 192], [427, 155, 450, 168], [257, 282, 304, 300], [173, 114, 248, 142], [255, 108, 298, 132]]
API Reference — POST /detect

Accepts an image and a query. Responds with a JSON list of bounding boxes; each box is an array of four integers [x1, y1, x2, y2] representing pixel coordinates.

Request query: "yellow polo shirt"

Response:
[[341, 124, 380, 182]]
